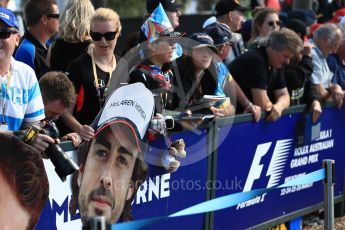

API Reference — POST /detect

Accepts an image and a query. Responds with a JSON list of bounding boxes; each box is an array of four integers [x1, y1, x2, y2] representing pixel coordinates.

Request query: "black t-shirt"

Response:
[[229, 46, 286, 103], [66, 53, 110, 125], [50, 38, 91, 72]]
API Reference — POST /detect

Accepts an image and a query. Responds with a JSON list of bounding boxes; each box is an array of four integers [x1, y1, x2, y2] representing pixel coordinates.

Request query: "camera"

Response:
[[40, 121, 79, 182]]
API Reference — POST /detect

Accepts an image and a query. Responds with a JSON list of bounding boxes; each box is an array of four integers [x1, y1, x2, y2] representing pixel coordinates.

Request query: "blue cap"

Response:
[[203, 22, 240, 46], [189, 33, 219, 54], [0, 7, 19, 30]]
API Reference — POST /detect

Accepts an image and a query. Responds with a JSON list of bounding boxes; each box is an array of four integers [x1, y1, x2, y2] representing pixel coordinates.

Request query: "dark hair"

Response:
[[69, 128, 148, 222], [39, 71, 76, 108], [24, 0, 57, 27], [0, 133, 49, 229], [174, 55, 217, 111]]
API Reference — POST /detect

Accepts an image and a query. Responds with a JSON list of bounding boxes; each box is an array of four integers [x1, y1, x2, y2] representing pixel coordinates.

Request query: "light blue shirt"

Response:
[[310, 40, 333, 88]]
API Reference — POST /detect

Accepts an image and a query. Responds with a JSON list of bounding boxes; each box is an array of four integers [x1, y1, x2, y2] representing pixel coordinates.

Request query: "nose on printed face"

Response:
[[101, 170, 112, 190]]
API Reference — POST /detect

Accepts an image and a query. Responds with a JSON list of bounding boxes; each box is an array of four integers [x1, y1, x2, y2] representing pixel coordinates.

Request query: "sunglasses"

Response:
[[90, 31, 117, 41], [267, 20, 281, 27], [46, 13, 60, 19], [0, 29, 18, 39]]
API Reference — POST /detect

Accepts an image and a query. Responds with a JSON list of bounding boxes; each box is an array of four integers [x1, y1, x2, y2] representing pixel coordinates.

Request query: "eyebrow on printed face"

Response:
[[94, 135, 134, 158]]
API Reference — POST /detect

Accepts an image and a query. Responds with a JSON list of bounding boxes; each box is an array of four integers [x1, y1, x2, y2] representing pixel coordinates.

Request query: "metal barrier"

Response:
[[47, 104, 345, 230]]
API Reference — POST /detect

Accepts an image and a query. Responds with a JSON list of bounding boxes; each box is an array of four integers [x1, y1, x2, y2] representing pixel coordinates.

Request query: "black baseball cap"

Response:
[[215, 0, 248, 17], [147, 0, 181, 13], [203, 22, 241, 46], [189, 33, 219, 54]]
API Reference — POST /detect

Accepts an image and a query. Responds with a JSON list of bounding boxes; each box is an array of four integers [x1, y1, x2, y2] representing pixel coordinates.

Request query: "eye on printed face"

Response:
[[77, 125, 139, 223]]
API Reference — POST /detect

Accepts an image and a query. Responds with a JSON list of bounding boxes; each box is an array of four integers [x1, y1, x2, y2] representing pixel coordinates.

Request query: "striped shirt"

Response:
[[0, 58, 45, 131]]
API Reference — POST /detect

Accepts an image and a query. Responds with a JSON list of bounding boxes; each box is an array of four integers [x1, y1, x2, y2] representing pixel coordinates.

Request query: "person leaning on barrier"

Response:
[[39, 71, 82, 147], [282, 18, 322, 123], [310, 23, 344, 108], [173, 33, 235, 118], [203, 22, 262, 122], [69, 83, 153, 225], [0, 133, 49, 230], [229, 28, 304, 121]]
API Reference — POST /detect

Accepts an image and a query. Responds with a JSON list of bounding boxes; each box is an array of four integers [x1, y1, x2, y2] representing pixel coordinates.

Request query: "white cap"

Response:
[[93, 83, 155, 151]]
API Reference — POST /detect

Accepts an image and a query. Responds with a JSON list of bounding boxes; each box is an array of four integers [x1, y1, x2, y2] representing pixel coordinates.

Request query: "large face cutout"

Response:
[[77, 125, 139, 223]]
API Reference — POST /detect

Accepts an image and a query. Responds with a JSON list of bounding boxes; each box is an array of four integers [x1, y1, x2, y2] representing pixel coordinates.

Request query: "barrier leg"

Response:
[[323, 159, 335, 230]]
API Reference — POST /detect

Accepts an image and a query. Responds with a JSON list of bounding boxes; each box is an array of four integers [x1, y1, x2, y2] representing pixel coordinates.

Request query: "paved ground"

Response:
[[303, 216, 345, 229]]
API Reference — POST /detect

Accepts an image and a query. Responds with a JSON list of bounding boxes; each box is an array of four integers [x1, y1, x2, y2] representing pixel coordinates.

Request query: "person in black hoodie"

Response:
[[283, 18, 322, 122]]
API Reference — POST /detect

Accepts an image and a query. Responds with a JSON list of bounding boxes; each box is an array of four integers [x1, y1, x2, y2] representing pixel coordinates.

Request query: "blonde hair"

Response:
[[249, 8, 279, 44], [59, 0, 95, 42], [91, 8, 122, 34]]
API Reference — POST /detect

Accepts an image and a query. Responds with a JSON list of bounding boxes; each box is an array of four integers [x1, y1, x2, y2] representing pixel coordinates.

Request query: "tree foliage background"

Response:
[[19, 0, 217, 17]]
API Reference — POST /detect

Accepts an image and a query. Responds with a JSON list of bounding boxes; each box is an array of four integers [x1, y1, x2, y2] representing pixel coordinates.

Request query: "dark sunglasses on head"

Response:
[[90, 31, 117, 41], [46, 13, 60, 19], [0, 29, 18, 39], [267, 20, 281, 27]]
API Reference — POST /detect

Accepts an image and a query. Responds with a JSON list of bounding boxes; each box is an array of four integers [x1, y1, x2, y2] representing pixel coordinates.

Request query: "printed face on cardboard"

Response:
[[77, 125, 139, 223]]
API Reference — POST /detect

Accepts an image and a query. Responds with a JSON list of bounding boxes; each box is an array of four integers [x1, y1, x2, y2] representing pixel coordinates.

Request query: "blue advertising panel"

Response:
[[35, 107, 345, 230], [36, 128, 210, 230], [214, 107, 345, 229], [131, 128, 209, 229]]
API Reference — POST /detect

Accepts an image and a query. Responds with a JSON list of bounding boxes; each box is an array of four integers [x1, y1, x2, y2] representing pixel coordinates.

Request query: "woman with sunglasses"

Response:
[[62, 8, 120, 141], [48, 0, 94, 72], [248, 8, 280, 49]]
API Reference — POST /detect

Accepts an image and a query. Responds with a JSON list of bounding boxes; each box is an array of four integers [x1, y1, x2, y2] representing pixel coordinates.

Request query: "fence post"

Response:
[[323, 159, 335, 230]]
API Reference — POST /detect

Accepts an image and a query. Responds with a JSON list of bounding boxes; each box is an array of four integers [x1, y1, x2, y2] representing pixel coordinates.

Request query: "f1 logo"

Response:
[[243, 139, 293, 192]]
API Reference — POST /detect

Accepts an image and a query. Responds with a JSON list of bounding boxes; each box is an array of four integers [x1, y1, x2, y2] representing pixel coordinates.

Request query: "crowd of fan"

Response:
[[0, 0, 345, 155]]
